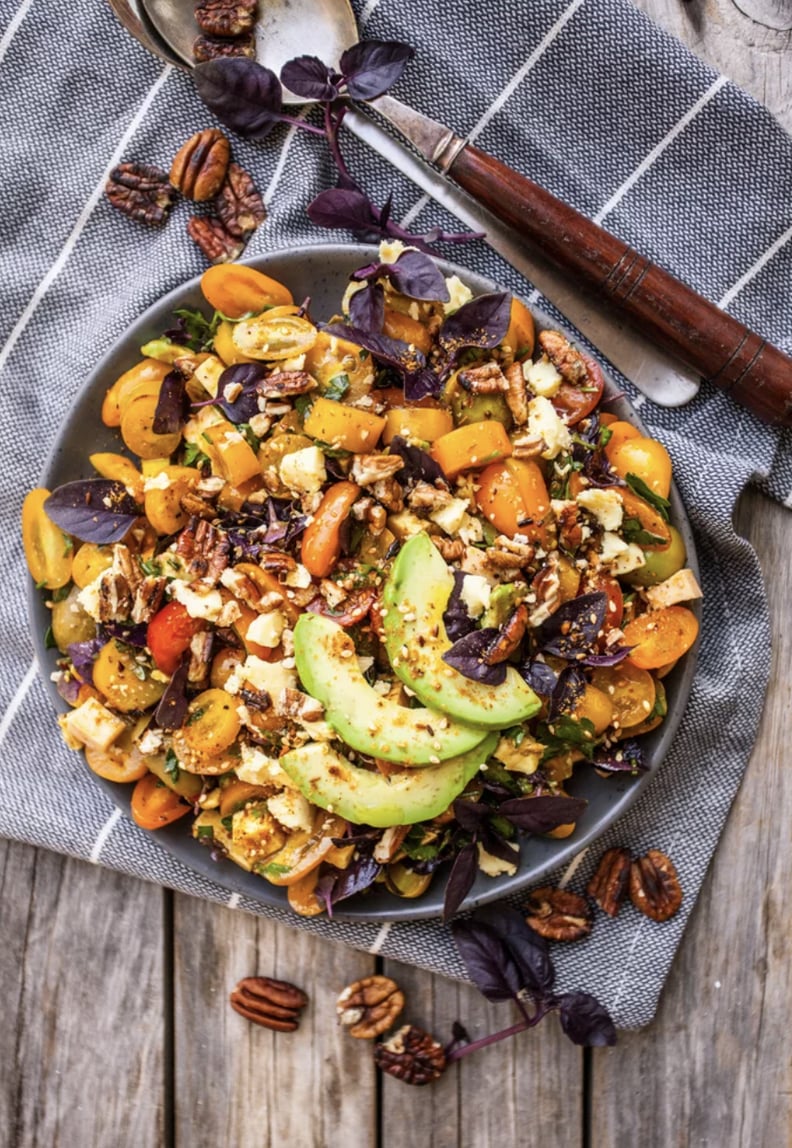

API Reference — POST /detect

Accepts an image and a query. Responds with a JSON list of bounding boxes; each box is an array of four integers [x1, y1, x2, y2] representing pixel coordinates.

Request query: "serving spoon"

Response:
[[133, 0, 792, 426]]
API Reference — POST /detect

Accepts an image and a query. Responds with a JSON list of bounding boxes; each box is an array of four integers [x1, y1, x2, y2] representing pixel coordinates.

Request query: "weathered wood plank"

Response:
[[0, 843, 165, 1148], [589, 488, 792, 1147], [380, 959, 583, 1148], [171, 896, 377, 1148]]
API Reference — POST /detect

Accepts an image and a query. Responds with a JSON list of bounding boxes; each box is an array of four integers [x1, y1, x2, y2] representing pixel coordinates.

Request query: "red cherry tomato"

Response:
[[551, 353, 605, 425], [146, 601, 202, 674], [586, 572, 624, 634]]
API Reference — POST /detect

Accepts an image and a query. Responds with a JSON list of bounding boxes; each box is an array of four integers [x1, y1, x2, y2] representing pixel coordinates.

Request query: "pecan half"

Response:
[[374, 1025, 447, 1085], [524, 886, 593, 941], [629, 850, 682, 922], [187, 215, 245, 264], [430, 536, 465, 562], [504, 361, 529, 425], [336, 975, 405, 1039], [105, 161, 175, 226], [484, 603, 528, 664], [457, 361, 509, 394], [370, 476, 404, 512], [192, 32, 255, 60], [171, 129, 230, 201], [258, 370, 315, 398], [215, 162, 266, 239], [538, 330, 588, 386], [194, 0, 257, 37], [230, 975, 309, 1032], [587, 847, 632, 917], [486, 533, 534, 572], [351, 454, 405, 486]]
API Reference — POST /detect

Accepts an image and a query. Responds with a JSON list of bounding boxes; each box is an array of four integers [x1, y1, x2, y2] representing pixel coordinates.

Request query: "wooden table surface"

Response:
[[3, 2, 791, 1145]]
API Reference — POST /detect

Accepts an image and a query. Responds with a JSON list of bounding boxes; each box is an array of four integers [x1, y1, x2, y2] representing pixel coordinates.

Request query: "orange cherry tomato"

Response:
[[382, 308, 433, 355], [475, 458, 551, 545], [505, 297, 536, 360], [608, 436, 673, 500], [301, 481, 361, 578], [551, 353, 604, 426], [147, 601, 203, 675], [623, 606, 699, 670], [130, 773, 193, 830], [603, 420, 641, 459]]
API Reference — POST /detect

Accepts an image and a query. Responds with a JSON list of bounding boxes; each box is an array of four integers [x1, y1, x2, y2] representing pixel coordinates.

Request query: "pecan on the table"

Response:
[[229, 976, 309, 1032], [194, 0, 257, 37], [170, 128, 230, 201], [337, 975, 405, 1039], [105, 161, 176, 226], [215, 162, 267, 239], [524, 886, 593, 942], [192, 32, 255, 61], [374, 1025, 447, 1085], [187, 215, 245, 264], [629, 850, 683, 922], [587, 847, 632, 917]]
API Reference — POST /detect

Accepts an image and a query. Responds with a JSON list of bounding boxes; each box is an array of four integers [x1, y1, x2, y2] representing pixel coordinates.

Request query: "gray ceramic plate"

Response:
[[30, 243, 699, 921]]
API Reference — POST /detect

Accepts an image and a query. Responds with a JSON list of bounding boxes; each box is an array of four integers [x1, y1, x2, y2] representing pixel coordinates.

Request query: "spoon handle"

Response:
[[449, 144, 792, 426]]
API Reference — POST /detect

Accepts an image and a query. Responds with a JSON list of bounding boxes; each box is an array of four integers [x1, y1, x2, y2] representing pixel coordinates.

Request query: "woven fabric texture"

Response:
[[1, 0, 789, 1028]]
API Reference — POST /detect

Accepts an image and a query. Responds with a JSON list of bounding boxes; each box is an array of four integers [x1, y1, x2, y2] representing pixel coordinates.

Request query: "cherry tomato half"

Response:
[[301, 481, 361, 578], [147, 601, 202, 675], [551, 353, 605, 425], [130, 773, 193, 830]]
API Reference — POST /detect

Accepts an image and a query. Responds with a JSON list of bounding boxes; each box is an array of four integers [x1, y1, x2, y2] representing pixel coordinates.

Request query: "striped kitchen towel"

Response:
[[0, 0, 789, 1028]]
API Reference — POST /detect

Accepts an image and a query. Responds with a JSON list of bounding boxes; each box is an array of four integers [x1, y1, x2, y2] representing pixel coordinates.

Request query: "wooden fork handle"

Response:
[[449, 143, 792, 427]]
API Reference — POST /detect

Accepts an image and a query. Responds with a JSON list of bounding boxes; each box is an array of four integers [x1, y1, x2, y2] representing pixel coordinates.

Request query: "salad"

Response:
[[22, 244, 701, 918]]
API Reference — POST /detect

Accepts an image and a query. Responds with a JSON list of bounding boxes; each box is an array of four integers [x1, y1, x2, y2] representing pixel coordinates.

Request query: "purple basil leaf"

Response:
[[451, 918, 525, 1000], [473, 905, 555, 997], [100, 621, 148, 647], [154, 656, 190, 731], [193, 58, 284, 138], [535, 592, 608, 661], [388, 435, 448, 486], [404, 366, 442, 401], [439, 292, 511, 352], [443, 842, 479, 920], [339, 39, 415, 101], [280, 56, 340, 100], [549, 664, 586, 720], [349, 282, 385, 332], [591, 738, 647, 774], [443, 570, 477, 642], [442, 629, 507, 686], [217, 362, 267, 423], [323, 322, 425, 374], [477, 822, 521, 866], [153, 368, 187, 435], [452, 798, 490, 835], [557, 992, 617, 1047], [331, 853, 382, 905], [582, 645, 633, 667], [67, 637, 104, 683], [386, 250, 449, 302], [498, 794, 587, 834], [44, 480, 139, 544], [520, 659, 558, 696], [56, 675, 82, 705], [307, 187, 382, 233]]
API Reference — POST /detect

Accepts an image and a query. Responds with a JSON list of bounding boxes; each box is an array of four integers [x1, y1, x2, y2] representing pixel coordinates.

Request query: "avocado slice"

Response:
[[293, 613, 488, 764], [382, 532, 540, 728], [280, 735, 498, 827]]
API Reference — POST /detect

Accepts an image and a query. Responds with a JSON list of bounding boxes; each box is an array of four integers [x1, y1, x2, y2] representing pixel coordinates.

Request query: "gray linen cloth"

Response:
[[1, 0, 790, 1028]]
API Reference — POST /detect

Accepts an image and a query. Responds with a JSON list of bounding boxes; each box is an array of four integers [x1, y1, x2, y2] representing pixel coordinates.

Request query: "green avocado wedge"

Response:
[[280, 735, 498, 827], [382, 532, 541, 728], [293, 613, 488, 764]]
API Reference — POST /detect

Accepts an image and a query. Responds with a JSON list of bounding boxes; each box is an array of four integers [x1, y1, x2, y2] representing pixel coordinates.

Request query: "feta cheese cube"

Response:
[[267, 790, 315, 833], [168, 580, 224, 622], [429, 497, 469, 535], [576, 488, 624, 531], [526, 396, 572, 460], [443, 275, 473, 315], [279, 446, 327, 496], [245, 609, 286, 649], [644, 568, 703, 610], [224, 655, 298, 698], [59, 697, 126, 752], [524, 357, 563, 398]]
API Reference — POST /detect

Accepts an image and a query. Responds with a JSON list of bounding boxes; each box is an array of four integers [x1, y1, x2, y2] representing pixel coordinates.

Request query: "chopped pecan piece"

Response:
[[215, 161, 266, 239], [372, 825, 410, 864], [194, 0, 256, 37], [187, 215, 245, 264], [178, 519, 230, 582], [374, 1025, 447, 1086], [457, 361, 509, 394], [587, 847, 632, 917], [350, 454, 405, 486], [538, 330, 588, 385], [629, 850, 682, 922], [192, 31, 255, 60], [511, 430, 545, 460], [484, 603, 528, 664], [187, 630, 214, 683], [105, 161, 175, 227], [524, 887, 593, 941], [96, 572, 133, 623], [371, 476, 404, 512], [504, 361, 530, 425], [229, 975, 308, 1032], [258, 370, 315, 398], [170, 128, 230, 201], [555, 500, 584, 552], [486, 533, 535, 572], [407, 480, 453, 512], [527, 557, 561, 627], [276, 687, 324, 722], [430, 536, 465, 562], [336, 975, 405, 1039], [179, 489, 217, 520]]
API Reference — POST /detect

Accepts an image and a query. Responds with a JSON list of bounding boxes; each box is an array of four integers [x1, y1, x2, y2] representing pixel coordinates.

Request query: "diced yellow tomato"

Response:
[[382, 406, 453, 445], [475, 458, 551, 545], [431, 420, 512, 479], [303, 396, 386, 453]]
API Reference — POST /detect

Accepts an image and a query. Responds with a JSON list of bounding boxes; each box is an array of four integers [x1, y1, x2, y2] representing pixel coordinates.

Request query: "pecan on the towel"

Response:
[[629, 849, 683, 922], [170, 128, 230, 202], [105, 161, 176, 226], [587, 847, 632, 917], [214, 162, 266, 239], [187, 215, 245, 264], [524, 887, 593, 942]]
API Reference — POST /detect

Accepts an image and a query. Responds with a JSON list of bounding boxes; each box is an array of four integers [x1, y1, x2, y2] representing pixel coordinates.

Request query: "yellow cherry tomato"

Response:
[[608, 435, 673, 499], [21, 489, 73, 589], [475, 458, 551, 546], [201, 264, 294, 317]]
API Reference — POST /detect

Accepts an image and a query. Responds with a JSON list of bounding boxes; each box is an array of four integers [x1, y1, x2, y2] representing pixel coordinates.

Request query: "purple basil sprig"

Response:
[[591, 738, 647, 774], [339, 40, 415, 100], [153, 368, 187, 435], [348, 281, 385, 331], [154, 655, 190, 731], [216, 362, 268, 423], [442, 570, 477, 642], [67, 636, 104, 683], [450, 906, 616, 1052], [387, 435, 447, 486], [439, 292, 511, 352], [352, 249, 450, 302], [44, 480, 140, 545], [442, 628, 507, 686], [314, 853, 382, 917], [534, 591, 608, 661]]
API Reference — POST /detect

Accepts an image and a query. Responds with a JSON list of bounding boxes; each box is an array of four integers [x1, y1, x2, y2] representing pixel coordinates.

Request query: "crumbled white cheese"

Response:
[[280, 354, 306, 372], [458, 513, 484, 545], [429, 497, 469, 536], [236, 742, 296, 789], [76, 576, 103, 622], [443, 275, 473, 315], [59, 697, 126, 752], [524, 356, 563, 398], [279, 445, 327, 496], [477, 840, 519, 877], [168, 580, 224, 622], [599, 532, 629, 564], [143, 470, 173, 492], [378, 238, 415, 264], [137, 728, 164, 755], [357, 655, 374, 675], [460, 574, 491, 619], [224, 655, 298, 698], [267, 790, 314, 833], [526, 396, 572, 460], [245, 609, 286, 649], [576, 488, 624, 531], [284, 563, 313, 589], [599, 532, 646, 575]]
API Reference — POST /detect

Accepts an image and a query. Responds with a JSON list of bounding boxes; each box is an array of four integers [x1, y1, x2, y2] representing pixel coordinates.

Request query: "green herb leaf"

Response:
[[324, 373, 350, 401], [625, 473, 671, 522], [599, 426, 613, 448], [259, 861, 292, 877], [196, 824, 215, 839], [537, 714, 597, 763], [294, 394, 314, 418], [173, 307, 221, 352], [140, 558, 162, 576], [237, 423, 261, 452], [50, 584, 72, 603], [44, 625, 57, 650], [182, 441, 211, 468], [187, 707, 206, 725], [621, 517, 667, 547], [164, 748, 181, 783]]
